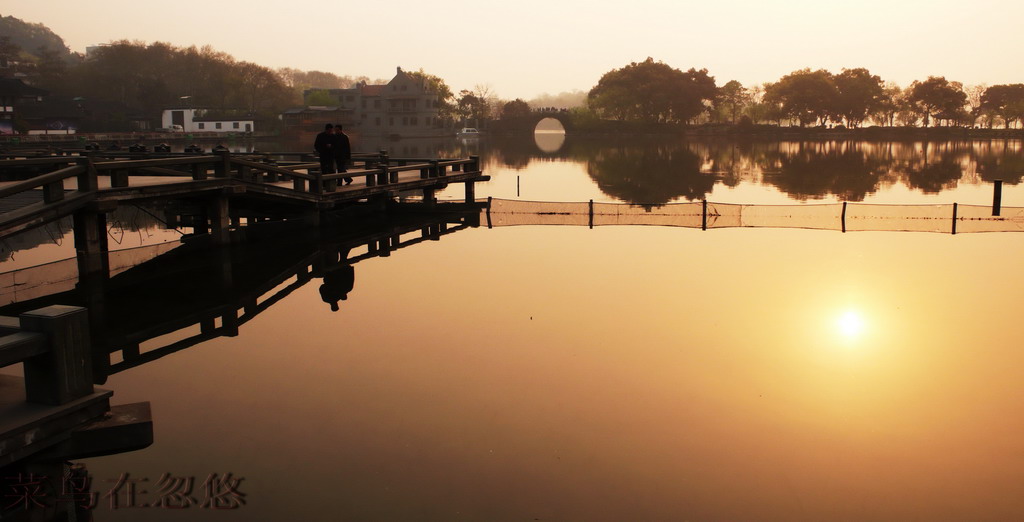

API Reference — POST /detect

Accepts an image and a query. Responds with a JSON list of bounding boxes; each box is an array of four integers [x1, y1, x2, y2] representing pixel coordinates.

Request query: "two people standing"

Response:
[[313, 123, 354, 185]]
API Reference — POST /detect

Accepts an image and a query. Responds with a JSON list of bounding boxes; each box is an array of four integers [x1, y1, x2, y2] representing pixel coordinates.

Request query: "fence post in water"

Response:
[[589, 199, 594, 229], [841, 201, 848, 233], [993, 179, 1003, 216], [486, 196, 492, 229], [952, 202, 958, 235], [701, 199, 708, 231]]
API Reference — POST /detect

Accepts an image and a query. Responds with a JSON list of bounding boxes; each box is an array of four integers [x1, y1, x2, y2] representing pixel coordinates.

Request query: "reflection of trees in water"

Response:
[[762, 145, 891, 201], [585, 145, 713, 204], [974, 140, 1024, 184], [904, 159, 962, 193], [272, 134, 1024, 196]]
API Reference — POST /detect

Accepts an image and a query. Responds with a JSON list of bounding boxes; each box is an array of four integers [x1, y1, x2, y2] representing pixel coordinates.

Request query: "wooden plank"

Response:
[[0, 375, 112, 468]]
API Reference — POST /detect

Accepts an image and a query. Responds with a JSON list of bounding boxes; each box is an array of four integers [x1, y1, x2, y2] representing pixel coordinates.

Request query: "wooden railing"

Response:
[[0, 151, 483, 237]]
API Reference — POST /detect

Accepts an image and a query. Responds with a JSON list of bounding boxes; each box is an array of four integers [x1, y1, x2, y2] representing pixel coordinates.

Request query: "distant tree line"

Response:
[[6, 40, 296, 131], [580, 58, 1024, 130]]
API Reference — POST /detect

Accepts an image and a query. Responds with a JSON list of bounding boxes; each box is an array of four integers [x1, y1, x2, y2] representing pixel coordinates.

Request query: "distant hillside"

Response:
[[0, 14, 73, 61]]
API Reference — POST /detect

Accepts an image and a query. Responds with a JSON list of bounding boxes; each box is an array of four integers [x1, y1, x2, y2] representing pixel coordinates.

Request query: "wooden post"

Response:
[[841, 201, 848, 233], [78, 154, 99, 193], [378, 150, 390, 185], [214, 150, 231, 178], [192, 162, 207, 181], [701, 199, 708, 231], [589, 199, 594, 229], [312, 167, 324, 195], [111, 169, 129, 188], [209, 195, 230, 244], [465, 181, 475, 203], [469, 155, 480, 172], [20, 305, 93, 405], [952, 202, 958, 235], [423, 187, 436, 207], [43, 179, 65, 203], [993, 179, 1003, 216]]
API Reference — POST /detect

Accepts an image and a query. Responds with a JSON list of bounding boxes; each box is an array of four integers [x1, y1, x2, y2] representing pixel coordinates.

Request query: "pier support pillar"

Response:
[[73, 210, 109, 279], [465, 181, 476, 203], [209, 195, 230, 244], [423, 188, 436, 207], [304, 208, 321, 227]]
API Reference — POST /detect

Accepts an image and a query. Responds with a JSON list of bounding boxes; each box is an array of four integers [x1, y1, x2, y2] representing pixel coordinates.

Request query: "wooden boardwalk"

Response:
[[0, 150, 488, 240]]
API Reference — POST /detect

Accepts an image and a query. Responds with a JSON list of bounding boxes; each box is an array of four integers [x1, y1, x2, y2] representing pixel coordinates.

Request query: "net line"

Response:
[[483, 198, 1024, 234]]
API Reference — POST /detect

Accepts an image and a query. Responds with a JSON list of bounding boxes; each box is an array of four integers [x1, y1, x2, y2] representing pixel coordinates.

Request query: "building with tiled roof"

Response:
[[285, 67, 445, 138]]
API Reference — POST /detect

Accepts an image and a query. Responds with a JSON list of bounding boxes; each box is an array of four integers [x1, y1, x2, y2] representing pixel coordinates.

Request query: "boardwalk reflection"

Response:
[[0, 208, 480, 382]]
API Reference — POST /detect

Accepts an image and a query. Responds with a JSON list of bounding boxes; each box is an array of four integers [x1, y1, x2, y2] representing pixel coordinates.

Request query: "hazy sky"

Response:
[[4, 1, 1023, 100]]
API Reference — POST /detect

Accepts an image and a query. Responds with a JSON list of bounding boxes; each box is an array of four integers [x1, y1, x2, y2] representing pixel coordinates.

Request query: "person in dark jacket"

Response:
[[331, 124, 353, 185], [314, 123, 335, 178]]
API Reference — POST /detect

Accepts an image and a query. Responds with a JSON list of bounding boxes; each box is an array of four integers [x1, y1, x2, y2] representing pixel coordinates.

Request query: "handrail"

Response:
[[230, 158, 314, 181], [0, 151, 483, 205], [0, 157, 81, 167], [0, 165, 85, 199], [93, 156, 213, 170], [0, 331, 49, 368]]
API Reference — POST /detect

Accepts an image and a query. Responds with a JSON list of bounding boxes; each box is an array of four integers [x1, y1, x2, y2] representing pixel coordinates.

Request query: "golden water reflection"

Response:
[[75, 221, 1024, 520]]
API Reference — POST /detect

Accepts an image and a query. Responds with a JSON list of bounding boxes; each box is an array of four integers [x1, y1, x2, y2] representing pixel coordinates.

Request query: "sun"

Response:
[[836, 310, 866, 339]]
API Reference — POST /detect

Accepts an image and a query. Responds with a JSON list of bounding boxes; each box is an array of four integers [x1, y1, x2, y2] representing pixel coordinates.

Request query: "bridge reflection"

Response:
[[0, 206, 481, 383]]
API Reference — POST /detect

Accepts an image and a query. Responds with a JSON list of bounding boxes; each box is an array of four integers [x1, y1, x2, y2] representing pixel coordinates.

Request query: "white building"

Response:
[[161, 108, 254, 133]]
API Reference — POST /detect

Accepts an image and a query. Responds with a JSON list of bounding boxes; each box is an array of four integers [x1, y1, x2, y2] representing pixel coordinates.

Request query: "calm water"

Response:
[[4, 136, 1024, 520]]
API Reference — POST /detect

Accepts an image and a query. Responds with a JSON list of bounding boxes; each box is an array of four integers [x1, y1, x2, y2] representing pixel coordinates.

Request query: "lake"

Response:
[[2, 136, 1024, 520]]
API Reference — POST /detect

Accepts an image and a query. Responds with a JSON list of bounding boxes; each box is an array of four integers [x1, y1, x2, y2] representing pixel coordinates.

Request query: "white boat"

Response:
[[456, 127, 482, 138]]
